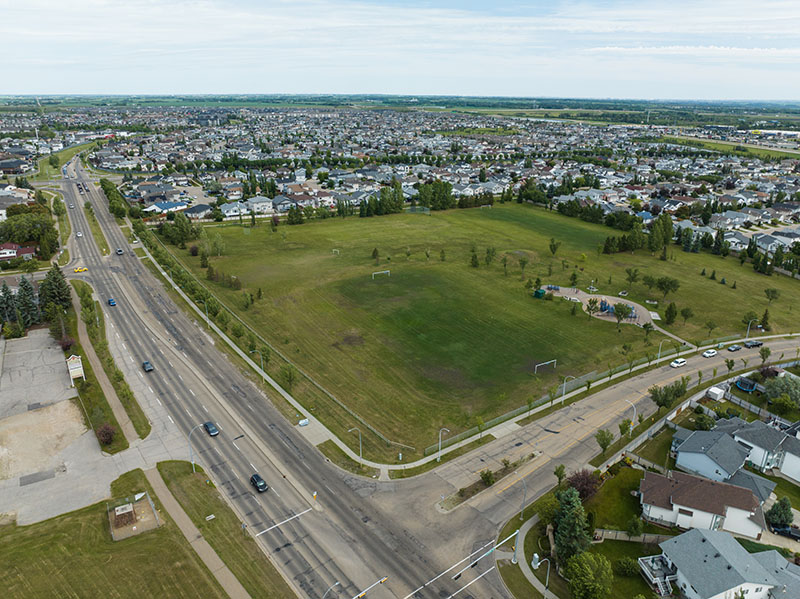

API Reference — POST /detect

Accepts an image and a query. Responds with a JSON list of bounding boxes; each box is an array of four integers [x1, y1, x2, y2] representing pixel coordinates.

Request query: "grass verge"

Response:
[[157, 461, 295, 599], [0, 468, 226, 598], [389, 435, 495, 479], [72, 279, 151, 439], [82, 203, 110, 255], [498, 562, 542, 599], [317, 440, 380, 478]]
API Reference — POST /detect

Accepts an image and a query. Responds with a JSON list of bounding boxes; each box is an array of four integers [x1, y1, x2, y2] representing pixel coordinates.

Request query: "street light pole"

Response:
[[249, 349, 264, 383], [517, 473, 528, 521], [746, 318, 758, 339], [188, 423, 204, 473], [322, 581, 340, 599], [657, 339, 668, 360], [624, 399, 636, 436], [348, 427, 362, 463], [199, 299, 209, 328], [437, 427, 450, 462], [531, 554, 551, 599], [561, 375, 576, 405]]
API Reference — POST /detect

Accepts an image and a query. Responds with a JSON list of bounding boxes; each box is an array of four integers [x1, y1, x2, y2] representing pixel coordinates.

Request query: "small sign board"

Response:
[[66, 354, 85, 386]]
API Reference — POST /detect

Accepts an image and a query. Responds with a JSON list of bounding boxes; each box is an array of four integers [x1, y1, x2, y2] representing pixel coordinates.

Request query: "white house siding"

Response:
[[675, 452, 731, 482], [735, 439, 771, 471], [721, 507, 761, 539], [709, 582, 771, 599], [780, 452, 800, 484]]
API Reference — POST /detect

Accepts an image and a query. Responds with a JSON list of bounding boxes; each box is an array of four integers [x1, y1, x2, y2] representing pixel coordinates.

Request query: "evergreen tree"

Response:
[[664, 302, 678, 325], [0, 281, 16, 322], [16, 276, 39, 328], [761, 308, 771, 332], [554, 487, 591, 564], [38, 263, 72, 311]]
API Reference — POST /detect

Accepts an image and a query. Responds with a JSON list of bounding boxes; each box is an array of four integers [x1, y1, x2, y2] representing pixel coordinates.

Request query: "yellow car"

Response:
[[73, 267, 88, 273]]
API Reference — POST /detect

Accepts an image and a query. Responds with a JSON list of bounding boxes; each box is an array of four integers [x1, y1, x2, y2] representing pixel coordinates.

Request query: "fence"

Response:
[[594, 529, 674, 545]]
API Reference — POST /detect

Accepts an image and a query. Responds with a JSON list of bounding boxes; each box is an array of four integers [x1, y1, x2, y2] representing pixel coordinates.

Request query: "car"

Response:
[[728, 344, 742, 352], [744, 340, 763, 348], [569, 297, 581, 303], [618, 290, 628, 297], [69, 204, 74, 209], [670, 358, 687, 368], [203, 421, 219, 436], [250, 473, 268, 493], [76, 231, 83, 238], [702, 349, 717, 358], [73, 266, 88, 273], [115, 248, 124, 255], [107, 298, 116, 306], [142, 361, 154, 372], [772, 526, 800, 541]]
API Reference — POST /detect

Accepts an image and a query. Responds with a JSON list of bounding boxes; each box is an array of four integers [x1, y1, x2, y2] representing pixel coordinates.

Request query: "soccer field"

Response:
[[165, 204, 799, 454]]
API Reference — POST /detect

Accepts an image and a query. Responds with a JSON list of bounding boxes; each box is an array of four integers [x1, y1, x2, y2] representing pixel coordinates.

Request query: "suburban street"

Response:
[[56, 159, 800, 599]]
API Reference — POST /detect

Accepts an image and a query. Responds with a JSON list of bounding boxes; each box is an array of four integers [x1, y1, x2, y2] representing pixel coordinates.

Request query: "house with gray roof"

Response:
[[751, 550, 800, 599], [639, 528, 778, 598], [674, 430, 750, 481]]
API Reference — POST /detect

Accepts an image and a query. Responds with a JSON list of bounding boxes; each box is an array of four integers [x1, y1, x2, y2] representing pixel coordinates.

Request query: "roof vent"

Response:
[[714, 553, 720, 558], [727, 565, 732, 570]]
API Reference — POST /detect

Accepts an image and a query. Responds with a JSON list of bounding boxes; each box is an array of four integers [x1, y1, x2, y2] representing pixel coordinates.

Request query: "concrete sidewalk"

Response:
[[144, 468, 251, 599]]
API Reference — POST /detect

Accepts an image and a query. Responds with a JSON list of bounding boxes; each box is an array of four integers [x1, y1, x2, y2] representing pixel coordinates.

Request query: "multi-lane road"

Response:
[[57, 160, 800, 599]]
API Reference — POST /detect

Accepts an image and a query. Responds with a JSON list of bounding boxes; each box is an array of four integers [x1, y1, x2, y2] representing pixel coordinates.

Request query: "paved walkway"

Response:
[[70, 288, 139, 443], [496, 515, 556, 599], [144, 468, 251, 599]]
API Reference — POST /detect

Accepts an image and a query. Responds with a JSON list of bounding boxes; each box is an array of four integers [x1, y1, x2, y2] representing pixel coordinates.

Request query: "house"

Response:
[[638, 470, 765, 539], [639, 529, 785, 599], [0, 158, 30, 174], [728, 419, 800, 484], [0, 242, 36, 261], [184, 204, 213, 219], [244, 195, 274, 215], [674, 430, 749, 481], [219, 201, 249, 218], [142, 201, 188, 215]]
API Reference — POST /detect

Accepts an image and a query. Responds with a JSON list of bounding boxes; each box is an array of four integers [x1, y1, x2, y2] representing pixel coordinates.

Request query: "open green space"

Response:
[[158, 203, 799, 456], [82, 202, 110, 255], [498, 562, 542, 599], [660, 136, 800, 160], [157, 461, 294, 599], [316, 440, 379, 478], [0, 469, 226, 599], [737, 538, 794, 559], [633, 426, 676, 469], [588, 540, 659, 597], [72, 280, 151, 439], [589, 413, 661, 467], [30, 142, 94, 181]]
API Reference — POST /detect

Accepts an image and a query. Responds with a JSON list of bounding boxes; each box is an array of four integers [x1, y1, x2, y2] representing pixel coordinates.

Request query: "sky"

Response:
[[2, 0, 800, 100]]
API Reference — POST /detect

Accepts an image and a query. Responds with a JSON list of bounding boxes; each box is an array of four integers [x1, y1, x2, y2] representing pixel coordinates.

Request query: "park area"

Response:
[[161, 203, 800, 453]]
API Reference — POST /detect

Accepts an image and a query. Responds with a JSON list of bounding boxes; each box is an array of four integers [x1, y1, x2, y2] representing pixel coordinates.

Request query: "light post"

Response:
[[624, 399, 636, 436], [657, 339, 668, 361], [437, 427, 450, 462], [188, 423, 204, 473], [561, 375, 576, 405], [322, 581, 340, 599], [531, 553, 551, 598], [517, 472, 528, 521], [511, 528, 521, 564], [199, 299, 209, 328], [348, 427, 362, 464], [249, 349, 265, 383], [351, 576, 387, 599], [746, 318, 758, 339]]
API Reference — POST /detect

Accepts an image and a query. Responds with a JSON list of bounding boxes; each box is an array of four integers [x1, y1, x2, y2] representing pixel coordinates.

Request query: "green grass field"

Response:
[[31, 142, 94, 181], [0, 469, 226, 599], [161, 204, 799, 452]]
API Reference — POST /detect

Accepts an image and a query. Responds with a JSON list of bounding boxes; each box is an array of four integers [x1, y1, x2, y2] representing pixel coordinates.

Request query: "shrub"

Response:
[[60, 336, 76, 350], [695, 413, 716, 430], [626, 516, 643, 537], [479, 469, 495, 487], [694, 405, 704, 414], [189, 245, 199, 256], [567, 469, 600, 500], [614, 557, 640, 577], [97, 423, 116, 445]]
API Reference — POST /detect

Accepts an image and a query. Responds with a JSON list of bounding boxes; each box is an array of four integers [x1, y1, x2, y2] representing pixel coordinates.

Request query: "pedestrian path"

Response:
[[144, 468, 251, 599]]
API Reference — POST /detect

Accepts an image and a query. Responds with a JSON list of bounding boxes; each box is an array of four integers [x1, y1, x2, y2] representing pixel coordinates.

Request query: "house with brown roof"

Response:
[[639, 470, 765, 539]]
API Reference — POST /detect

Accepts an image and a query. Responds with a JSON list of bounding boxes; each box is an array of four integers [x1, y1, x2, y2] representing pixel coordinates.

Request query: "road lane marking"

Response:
[[169, 361, 174, 367], [202, 404, 207, 412], [138, 371, 143, 378], [214, 447, 222, 455], [115, 332, 119, 338], [156, 398, 162, 405], [158, 348, 164, 355], [167, 415, 174, 424], [122, 343, 127, 350], [232, 442, 241, 451], [190, 389, 196, 397], [249, 462, 257, 471], [324, 484, 335, 495], [185, 408, 191, 417], [178, 374, 183, 381], [129, 356, 134, 363], [148, 386, 153, 393]]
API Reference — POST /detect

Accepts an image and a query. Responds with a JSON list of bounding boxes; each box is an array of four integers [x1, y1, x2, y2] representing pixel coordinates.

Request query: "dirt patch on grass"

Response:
[[420, 364, 471, 389], [332, 330, 365, 349], [0, 401, 87, 480]]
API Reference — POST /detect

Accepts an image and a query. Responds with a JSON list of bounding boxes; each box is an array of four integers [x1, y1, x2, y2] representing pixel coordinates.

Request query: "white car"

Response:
[[76, 231, 83, 238], [702, 349, 718, 358], [670, 358, 687, 368]]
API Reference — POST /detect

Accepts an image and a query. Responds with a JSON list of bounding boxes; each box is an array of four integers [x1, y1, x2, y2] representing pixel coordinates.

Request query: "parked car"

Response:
[[670, 358, 687, 368], [107, 298, 116, 306], [115, 248, 124, 255], [142, 361, 154, 372], [702, 349, 718, 358], [744, 340, 763, 348], [203, 421, 219, 437], [250, 473, 268, 493], [728, 345, 742, 352], [772, 526, 800, 541]]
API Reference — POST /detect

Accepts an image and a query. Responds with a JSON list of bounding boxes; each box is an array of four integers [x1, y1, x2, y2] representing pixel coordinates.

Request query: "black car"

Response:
[[203, 421, 219, 437], [744, 340, 763, 348], [250, 473, 268, 493], [772, 526, 800, 541], [142, 360, 154, 372]]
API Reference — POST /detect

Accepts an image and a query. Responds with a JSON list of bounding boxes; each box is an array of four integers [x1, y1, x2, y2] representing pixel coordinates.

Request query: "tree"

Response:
[[705, 320, 717, 337], [48, 154, 60, 168], [642, 274, 656, 295], [586, 298, 599, 320], [281, 364, 297, 390], [518, 256, 529, 278], [764, 288, 780, 304], [624, 267, 639, 290], [565, 552, 613, 599], [38, 263, 71, 311], [760, 346, 772, 365], [680, 307, 694, 325], [537, 494, 561, 526], [570, 271, 578, 287], [554, 464, 566, 487], [554, 487, 591, 563], [440, 248, 446, 262], [16, 276, 38, 328], [664, 302, 677, 325], [626, 516, 643, 537], [695, 413, 715, 430], [742, 310, 759, 329], [642, 322, 654, 338], [764, 376, 800, 406], [501, 255, 508, 275], [725, 358, 735, 376], [655, 276, 680, 299], [96, 423, 116, 445], [766, 496, 793, 528], [618, 418, 632, 438], [479, 469, 495, 487], [371, 247, 379, 264], [761, 308, 771, 332], [613, 303, 633, 330], [549, 238, 561, 256], [470, 252, 479, 268], [595, 429, 613, 454], [771, 394, 796, 416]]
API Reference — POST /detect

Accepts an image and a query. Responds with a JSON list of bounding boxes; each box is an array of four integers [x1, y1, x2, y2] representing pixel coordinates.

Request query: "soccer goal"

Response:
[[332, 249, 340, 255], [372, 270, 390, 279]]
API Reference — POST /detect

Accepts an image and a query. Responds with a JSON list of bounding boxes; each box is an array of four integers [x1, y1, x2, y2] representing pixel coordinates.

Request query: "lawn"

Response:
[[0, 469, 227, 599], [82, 201, 110, 255], [633, 426, 676, 469], [159, 204, 800, 456], [316, 440, 379, 478], [30, 142, 95, 181], [746, 467, 800, 508], [588, 540, 659, 598], [589, 412, 661, 467], [157, 461, 295, 599], [584, 467, 645, 530]]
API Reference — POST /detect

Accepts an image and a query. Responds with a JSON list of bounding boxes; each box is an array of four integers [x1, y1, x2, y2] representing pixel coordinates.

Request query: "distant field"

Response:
[[660, 136, 800, 160], [0, 469, 226, 599], [157, 202, 800, 453]]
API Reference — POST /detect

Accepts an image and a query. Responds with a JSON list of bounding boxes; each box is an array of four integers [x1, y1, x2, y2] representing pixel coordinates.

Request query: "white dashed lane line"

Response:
[[190, 389, 196, 397], [167, 415, 174, 424]]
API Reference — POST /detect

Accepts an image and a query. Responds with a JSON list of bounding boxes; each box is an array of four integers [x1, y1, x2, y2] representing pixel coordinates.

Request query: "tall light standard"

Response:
[[517, 472, 528, 520], [198, 298, 209, 328], [561, 375, 576, 405], [249, 349, 265, 383], [348, 427, 362, 464], [531, 553, 551, 599], [322, 581, 340, 599], [188, 423, 204, 473], [624, 399, 636, 436], [746, 318, 759, 339], [437, 427, 450, 462], [657, 339, 668, 361]]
